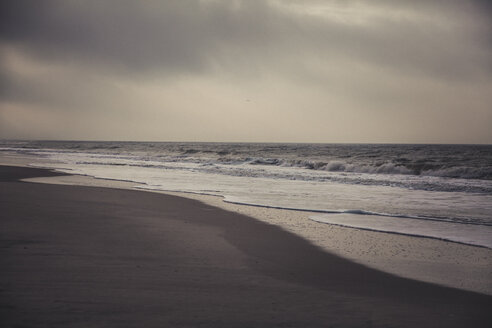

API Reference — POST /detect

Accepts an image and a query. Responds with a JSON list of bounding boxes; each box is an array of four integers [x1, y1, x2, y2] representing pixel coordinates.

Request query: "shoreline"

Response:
[[2, 152, 490, 246], [1, 153, 492, 296], [1, 165, 492, 327]]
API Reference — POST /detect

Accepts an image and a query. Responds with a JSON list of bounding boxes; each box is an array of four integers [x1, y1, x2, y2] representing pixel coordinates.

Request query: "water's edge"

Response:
[[30, 164, 491, 249]]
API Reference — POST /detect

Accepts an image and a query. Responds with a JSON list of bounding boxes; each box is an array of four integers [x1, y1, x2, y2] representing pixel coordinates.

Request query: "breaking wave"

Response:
[[224, 157, 491, 180]]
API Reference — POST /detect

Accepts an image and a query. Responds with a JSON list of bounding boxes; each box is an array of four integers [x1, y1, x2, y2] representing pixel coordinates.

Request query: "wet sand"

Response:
[[1, 165, 491, 327]]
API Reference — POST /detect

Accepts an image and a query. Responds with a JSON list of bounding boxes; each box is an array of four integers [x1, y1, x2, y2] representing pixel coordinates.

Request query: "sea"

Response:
[[2, 140, 492, 248]]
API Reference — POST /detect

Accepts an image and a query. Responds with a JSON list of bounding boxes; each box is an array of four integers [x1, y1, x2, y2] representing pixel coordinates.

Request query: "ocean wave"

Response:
[[423, 166, 492, 180], [274, 159, 491, 180], [237, 157, 491, 180], [228, 157, 416, 175], [53, 158, 492, 194], [3, 144, 492, 180], [4, 144, 492, 193]]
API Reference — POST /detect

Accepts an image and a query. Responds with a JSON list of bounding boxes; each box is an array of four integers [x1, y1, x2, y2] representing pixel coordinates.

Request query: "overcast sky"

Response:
[[1, 0, 491, 143]]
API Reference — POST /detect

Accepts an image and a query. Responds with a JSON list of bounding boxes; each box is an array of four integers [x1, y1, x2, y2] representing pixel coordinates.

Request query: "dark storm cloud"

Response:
[[1, 0, 490, 80], [0, 0, 279, 76]]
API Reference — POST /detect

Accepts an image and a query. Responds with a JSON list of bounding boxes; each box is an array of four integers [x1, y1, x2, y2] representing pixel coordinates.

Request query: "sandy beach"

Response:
[[9, 150, 491, 296], [1, 164, 491, 327]]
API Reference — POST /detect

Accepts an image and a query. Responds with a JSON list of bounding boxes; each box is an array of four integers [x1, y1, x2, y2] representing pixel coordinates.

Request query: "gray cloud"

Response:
[[1, 0, 490, 80], [0, 0, 491, 143]]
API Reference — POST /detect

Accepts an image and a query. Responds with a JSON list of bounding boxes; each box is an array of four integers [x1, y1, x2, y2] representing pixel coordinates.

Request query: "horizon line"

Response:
[[1, 138, 491, 146]]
